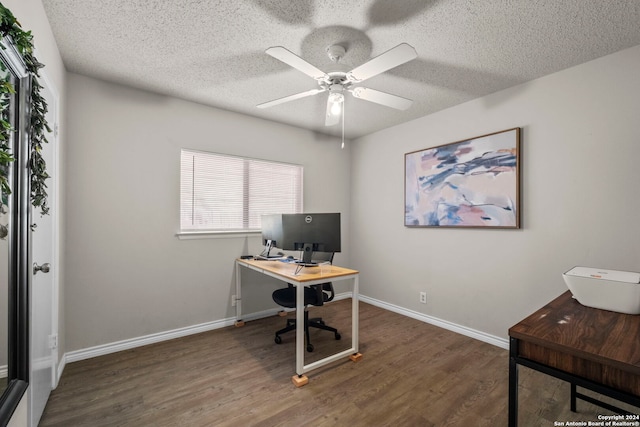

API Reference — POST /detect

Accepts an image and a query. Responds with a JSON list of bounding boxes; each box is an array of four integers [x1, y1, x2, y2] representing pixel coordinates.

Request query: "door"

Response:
[[30, 72, 58, 427]]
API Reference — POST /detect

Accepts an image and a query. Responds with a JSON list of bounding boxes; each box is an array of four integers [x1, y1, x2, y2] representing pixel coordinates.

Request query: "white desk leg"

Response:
[[353, 275, 359, 352], [349, 275, 363, 363], [234, 263, 245, 327], [292, 282, 309, 387]]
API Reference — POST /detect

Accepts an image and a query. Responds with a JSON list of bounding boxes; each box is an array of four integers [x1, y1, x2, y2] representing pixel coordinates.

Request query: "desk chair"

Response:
[[272, 253, 341, 352]]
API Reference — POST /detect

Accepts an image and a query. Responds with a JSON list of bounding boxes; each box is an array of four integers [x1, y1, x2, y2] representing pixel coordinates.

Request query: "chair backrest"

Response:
[[308, 282, 333, 307], [280, 252, 335, 307], [312, 252, 334, 305]]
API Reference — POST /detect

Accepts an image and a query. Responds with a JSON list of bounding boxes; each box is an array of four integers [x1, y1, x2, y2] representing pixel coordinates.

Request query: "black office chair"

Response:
[[272, 253, 341, 352]]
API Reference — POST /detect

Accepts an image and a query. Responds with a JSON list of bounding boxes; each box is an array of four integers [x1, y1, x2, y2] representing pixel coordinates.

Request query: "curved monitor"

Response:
[[261, 213, 341, 264]]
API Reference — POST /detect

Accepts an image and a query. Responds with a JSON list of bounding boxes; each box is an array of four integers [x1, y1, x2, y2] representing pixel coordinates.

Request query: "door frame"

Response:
[[34, 69, 60, 390]]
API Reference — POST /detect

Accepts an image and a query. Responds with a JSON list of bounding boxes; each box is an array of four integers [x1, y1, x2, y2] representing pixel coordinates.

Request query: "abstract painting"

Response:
[[405, 128, 521, 228]]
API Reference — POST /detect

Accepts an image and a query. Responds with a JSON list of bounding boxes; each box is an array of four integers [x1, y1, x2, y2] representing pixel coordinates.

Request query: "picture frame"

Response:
[[405, 127, 521, 228]]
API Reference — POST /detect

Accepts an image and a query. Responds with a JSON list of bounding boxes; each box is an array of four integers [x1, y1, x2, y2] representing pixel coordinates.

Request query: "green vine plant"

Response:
[[0, 3, 51, 239], [0, 60, 14, 239]]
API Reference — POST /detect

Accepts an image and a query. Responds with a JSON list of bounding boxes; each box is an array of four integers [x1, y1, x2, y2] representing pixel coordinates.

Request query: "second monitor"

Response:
[[261, 213, 341, 265]]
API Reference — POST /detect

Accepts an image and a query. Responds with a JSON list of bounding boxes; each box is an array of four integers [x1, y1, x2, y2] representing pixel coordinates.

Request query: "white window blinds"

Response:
[[180, 150, 303, 232]]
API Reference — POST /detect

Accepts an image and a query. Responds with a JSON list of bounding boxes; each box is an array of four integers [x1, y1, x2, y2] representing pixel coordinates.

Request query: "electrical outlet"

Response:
[[419, 291, 427, 304], [231, 295, 237, 307]]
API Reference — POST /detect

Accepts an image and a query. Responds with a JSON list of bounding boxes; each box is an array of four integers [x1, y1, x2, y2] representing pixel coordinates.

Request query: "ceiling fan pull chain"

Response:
[[341, 101, 345, 149]]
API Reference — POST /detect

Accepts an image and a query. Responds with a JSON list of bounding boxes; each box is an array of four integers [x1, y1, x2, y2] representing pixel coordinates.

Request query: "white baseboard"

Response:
[[65, 306, 290, 364], [66, 317, 234, 363], [64, 291, 506, 369], [358, 294, 509, 350], [55, 355, 66, 388]]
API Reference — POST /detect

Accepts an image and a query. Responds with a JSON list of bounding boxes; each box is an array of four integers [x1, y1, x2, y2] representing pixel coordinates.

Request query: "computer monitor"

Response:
[[261, 213, 341, 265], [259, 214, 283, 259]]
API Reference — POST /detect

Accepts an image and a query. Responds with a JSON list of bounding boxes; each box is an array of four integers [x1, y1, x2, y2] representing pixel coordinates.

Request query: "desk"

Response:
[[235, 258, 361, 386], [508, 291, 640, 426]]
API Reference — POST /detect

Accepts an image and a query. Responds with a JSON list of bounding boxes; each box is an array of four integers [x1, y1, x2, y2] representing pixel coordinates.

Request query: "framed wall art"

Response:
[[405, 127, 521, 228]]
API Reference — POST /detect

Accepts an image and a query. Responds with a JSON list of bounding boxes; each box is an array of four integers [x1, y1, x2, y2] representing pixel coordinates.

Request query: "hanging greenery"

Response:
[[0, 61, 13, 207], [0, 2, 51, 237], [0, 61, 12, 238]]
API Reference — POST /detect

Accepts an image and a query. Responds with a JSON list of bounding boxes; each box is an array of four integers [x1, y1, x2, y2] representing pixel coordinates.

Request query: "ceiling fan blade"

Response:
[[350, 87, 413, 110], [257, 88, 324, 109], [347, 43, 417, 83], [266, 46, 329, 81], [325, 97, 340, 126]]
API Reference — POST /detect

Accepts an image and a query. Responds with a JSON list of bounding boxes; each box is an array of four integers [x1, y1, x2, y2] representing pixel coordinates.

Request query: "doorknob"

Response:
[[33, 262, 51, 274]]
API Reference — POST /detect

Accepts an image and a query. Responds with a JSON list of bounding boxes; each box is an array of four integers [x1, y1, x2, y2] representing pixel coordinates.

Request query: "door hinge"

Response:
[[48, 334, 58, 349]]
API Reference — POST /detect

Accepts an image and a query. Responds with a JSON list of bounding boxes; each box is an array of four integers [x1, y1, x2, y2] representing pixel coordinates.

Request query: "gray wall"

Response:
[[350, 44, 640, 340], [65, 43, 640, 352], [64, 74, 352, 351]]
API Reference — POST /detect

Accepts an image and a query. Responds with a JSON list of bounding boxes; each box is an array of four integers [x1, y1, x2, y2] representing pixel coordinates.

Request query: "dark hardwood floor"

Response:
[[39, 300, 638, 426]]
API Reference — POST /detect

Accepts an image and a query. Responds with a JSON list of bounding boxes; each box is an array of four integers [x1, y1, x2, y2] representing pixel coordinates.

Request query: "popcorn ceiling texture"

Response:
[[41, 0, 640, 139]]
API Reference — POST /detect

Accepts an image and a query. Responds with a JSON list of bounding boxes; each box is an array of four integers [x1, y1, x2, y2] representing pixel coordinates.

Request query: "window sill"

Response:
[[176, 230, 262, 240]]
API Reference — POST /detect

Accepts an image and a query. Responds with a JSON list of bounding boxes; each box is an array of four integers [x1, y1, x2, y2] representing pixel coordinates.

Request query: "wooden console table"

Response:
[[509, 291, 640, 426]]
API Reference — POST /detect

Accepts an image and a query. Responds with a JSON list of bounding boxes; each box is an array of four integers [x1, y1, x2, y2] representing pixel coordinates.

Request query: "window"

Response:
[[180, 149, 303, 232]]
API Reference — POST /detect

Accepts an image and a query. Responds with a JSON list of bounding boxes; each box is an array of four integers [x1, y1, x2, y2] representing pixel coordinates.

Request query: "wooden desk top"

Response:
[[236, 258, 359, 283], [509, 291, 640, 375]]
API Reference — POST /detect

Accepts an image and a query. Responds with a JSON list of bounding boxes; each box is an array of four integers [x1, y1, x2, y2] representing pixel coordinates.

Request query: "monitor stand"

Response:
[[259, 239, 281, 259], [295, 243, 316, 266]]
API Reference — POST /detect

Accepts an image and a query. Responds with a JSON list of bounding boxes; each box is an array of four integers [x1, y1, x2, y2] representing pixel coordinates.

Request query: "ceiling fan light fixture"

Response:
[[330, 100, 342, 116], [328, 92, 344, 116], [328, 92, 344, 103]]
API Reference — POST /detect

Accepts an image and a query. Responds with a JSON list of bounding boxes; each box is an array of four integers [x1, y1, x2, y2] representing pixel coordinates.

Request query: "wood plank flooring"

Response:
[[39, 301, 639, 426]]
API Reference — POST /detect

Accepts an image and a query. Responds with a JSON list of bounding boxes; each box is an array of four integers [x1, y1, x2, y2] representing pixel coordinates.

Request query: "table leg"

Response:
[[234, 263, 244, 327], [351, 275, 362, 360], [295, 282, 307, 385], [509, 337, 519, 427]]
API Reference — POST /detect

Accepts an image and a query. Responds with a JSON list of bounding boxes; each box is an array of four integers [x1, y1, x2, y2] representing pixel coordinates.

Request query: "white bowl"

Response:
[[563, 266, 640, 315]]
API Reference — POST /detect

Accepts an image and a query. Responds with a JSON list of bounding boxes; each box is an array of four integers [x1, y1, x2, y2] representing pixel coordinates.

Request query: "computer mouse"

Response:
[[287, 255, 294, 259]]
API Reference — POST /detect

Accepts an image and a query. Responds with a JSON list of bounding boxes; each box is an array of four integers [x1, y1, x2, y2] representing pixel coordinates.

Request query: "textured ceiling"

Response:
[[41, 0, 640, 139]]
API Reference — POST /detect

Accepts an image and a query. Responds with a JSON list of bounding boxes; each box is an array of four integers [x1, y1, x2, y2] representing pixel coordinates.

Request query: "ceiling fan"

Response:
[[257, 43, 418, 126]]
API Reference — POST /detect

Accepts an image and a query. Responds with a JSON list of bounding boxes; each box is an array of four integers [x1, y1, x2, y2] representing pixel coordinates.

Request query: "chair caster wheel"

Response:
[[335, 333, 341, 340], [306, 344, 314, 352], [274, 335, 282, 344]]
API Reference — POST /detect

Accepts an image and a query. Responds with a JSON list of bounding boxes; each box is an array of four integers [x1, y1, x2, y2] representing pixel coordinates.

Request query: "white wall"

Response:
[[350, 44, 640, 339], [64, 73, 352, 352]]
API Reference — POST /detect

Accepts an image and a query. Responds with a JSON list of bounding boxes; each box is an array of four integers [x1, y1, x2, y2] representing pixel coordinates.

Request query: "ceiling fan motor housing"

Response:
[[329, 82, 345, 93]]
